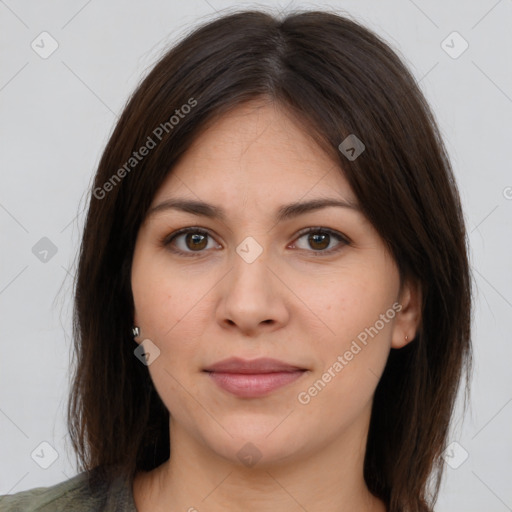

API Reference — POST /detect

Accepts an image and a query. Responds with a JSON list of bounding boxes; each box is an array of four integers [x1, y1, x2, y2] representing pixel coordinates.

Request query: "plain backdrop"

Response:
[[1, 1, 511, 510]]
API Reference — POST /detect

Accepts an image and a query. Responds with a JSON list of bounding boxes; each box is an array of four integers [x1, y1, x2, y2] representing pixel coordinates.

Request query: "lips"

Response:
[[203, 357, 306, 374], [203, 357, 307, 398]]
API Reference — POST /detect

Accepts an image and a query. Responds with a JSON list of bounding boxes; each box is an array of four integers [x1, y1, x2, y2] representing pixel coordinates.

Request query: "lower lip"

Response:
[[206, 370, 306, 398]]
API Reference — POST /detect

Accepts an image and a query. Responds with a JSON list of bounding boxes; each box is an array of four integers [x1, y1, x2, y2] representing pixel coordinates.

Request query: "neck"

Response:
[[133, 415, 387, 512]]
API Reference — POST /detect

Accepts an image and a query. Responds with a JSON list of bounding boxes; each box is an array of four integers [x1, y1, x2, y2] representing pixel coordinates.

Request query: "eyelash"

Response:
[[160, 226, 351, 258]]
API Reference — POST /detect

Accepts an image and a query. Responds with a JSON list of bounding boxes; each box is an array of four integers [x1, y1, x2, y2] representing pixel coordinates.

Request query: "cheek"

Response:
[[296, 319, 393, 428], [301, 268, 397, 396], [132, 258, 213, 416], [132, 248, 207, 342], [309, 268, 397, 343]]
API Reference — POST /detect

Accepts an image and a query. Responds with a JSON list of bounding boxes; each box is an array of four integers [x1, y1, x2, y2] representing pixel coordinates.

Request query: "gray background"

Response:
[[1, 0, 511, 510]]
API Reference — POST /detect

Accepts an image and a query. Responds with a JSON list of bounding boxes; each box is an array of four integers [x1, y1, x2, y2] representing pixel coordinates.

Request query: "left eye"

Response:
[[292, 228, 349, 254]]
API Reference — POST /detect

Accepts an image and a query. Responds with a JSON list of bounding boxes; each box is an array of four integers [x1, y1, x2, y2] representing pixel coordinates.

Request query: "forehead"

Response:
[[151, 100, 356, 207]]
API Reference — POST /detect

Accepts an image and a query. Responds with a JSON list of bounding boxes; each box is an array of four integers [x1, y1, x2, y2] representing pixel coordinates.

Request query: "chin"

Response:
[[200, 423, 310, 469]]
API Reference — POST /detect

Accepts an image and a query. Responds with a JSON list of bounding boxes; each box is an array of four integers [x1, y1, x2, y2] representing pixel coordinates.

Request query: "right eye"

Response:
[[162, 227, 221, 257]]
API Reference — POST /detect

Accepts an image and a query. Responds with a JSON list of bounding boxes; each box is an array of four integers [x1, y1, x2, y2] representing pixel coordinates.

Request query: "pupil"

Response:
[[187, 233, 207, 250], [310, 233, 328, 250]]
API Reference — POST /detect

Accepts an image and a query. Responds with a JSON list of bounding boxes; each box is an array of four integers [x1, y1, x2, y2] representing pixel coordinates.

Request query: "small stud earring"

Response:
[[405, 335, 409, 342], [132, 326, 140, 338]]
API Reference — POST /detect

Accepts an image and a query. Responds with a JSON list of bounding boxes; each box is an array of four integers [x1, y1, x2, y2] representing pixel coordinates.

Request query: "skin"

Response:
[[130, 99, 421, 512]]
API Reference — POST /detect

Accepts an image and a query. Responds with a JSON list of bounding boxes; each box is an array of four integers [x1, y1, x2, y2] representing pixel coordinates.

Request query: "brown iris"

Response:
[[186, 232, 208, 251], [308, 232, 330, 250]]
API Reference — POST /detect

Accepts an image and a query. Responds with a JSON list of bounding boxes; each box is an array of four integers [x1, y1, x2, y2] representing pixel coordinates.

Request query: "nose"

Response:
[[216, 247, 290, 336]]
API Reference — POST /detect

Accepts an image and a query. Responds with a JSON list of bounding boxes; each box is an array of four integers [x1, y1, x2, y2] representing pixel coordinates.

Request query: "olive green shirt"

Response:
[[0, 466, 137, 511]]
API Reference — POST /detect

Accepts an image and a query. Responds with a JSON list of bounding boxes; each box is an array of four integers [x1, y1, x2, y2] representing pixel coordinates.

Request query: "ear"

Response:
[[391, 276, 422, 349]]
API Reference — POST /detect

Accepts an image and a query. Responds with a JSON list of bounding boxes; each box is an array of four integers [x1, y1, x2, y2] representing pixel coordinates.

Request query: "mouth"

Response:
[[203, 357, 308, 398]]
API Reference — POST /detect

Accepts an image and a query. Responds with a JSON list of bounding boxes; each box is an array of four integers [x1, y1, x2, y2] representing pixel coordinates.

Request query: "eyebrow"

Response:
[[147, 197, 360, 223]]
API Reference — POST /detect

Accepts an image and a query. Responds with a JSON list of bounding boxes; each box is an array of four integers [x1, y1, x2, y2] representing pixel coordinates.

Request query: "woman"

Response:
[[0, 8, 472, 512]]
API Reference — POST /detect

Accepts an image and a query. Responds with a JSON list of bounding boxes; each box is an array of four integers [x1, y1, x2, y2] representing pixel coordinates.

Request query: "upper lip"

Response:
[[203, 357, 306, 374]]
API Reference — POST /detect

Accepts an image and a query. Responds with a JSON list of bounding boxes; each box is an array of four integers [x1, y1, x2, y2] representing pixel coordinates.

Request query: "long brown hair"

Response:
[[67, 9, 472, 511]]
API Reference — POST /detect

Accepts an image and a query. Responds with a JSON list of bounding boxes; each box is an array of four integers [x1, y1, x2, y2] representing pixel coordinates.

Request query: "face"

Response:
[[131, 100, 416, 467]]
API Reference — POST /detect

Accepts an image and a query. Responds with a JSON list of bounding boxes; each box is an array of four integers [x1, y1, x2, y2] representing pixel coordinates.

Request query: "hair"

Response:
[[67, 8, 472, 512]]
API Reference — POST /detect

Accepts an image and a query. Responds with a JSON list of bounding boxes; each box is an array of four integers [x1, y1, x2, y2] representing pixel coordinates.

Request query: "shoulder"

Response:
[[0, 465, 137, 512]]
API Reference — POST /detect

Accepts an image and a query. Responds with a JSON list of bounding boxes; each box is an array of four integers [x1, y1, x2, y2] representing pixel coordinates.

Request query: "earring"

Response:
[[405, 335, 409, 342], [132, 326, 140, 338]]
